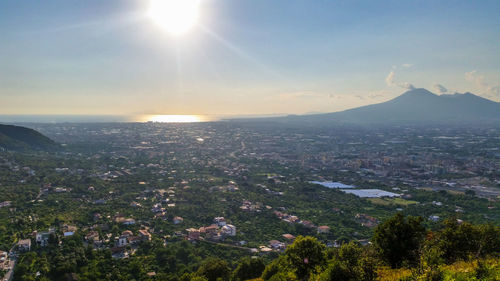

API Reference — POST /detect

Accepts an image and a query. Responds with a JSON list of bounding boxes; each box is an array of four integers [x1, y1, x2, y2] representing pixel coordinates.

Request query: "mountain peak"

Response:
[[259, 88, 500, 125], [402, 88, 435, 95]]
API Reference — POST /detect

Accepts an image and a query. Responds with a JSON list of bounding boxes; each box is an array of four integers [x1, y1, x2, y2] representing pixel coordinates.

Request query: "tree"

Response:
[[232, 257, 266, 281], [284, 236, 326, 280], [372, 213, 426, 268], [196, 257, 231, 281], [314, 260, 351, 281], [262, 257, 284, 281]]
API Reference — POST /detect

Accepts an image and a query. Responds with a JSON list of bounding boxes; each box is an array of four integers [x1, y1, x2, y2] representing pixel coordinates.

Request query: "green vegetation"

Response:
[[0, 124, 57, 151], [9, 214, 500, 281]]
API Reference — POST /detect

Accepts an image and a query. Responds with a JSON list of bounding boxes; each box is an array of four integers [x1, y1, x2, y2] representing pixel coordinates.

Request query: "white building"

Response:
[[221, 224, 236, 236], [36, 232, 52, 247], [117, 236, 128, 247], [214, 217, 226, 227]]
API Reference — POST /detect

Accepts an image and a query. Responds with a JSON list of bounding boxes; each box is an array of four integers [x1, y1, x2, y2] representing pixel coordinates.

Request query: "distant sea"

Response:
[[0, 114, 285, 124]]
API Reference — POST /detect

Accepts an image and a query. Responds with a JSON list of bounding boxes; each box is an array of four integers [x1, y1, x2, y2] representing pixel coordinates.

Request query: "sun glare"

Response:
[[149, 115, 202, 123], [148, 0, 200, 35]]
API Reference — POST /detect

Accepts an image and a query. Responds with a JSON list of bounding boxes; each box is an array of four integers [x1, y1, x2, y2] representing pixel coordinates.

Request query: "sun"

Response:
[[148, 0, 201, 35]]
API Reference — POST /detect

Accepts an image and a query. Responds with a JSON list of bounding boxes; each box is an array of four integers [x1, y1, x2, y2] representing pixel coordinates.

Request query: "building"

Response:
[[0, 251, 9, 270], [214, 217, 226, 226], [117, 236, 128, 247], [317, 225, 331, 234], [201, 224, 219, 234], [186, 228, 200, 240], [121, 230, 133, 237], [173, 216, 184, 224], [18, 239, 31, 252], [138, 229, 151, 241], [221, 224, 237, 236], [0, 201, 11, 208], [36, 231, 52, 247], [269, 240, 286, 251]]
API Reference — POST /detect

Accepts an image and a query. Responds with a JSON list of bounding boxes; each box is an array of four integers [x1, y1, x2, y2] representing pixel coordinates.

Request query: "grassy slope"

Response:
[[378, 257, 500, 281]]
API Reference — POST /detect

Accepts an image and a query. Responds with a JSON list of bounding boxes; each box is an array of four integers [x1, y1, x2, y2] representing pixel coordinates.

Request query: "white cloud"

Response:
[[401, 63, 413, 68], [385, 70, 415, 90], [465, 70, 500, 97], [432, 83, 448, 94]]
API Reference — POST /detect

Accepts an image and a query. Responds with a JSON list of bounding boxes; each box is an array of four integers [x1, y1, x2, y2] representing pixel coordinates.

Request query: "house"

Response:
[[18, 239, 31, 252], [117, 236, 128, 247], [221, 224, 236, 236], [54, 187, 68, 193], [429, 215, 440, 222], [201, 224, 219, 234], [85, 231, 100, 245], [186, 228, 200, 240], [173, 216, 184, 224], [123, 218, 136, 225], [0, 251, 8, 268], [269, 240, 286, 251], [110, 246, 128, 259], [130, 202, 142, 208], [317, 225, 331, 234], [93, 213, 102, 222], [121, 230, 133, 237], [127, 236, 142, 245], [282, 234, 295, 241], [138, 229, 151, 241], [214, 217, 226, 226], [0, 201, 11, 208], [300, 220, 315, 228], [36, 231, 52, 247]]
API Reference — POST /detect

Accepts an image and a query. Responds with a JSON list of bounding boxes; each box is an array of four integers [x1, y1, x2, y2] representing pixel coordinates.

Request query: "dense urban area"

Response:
[[1, 122, 499, 280]]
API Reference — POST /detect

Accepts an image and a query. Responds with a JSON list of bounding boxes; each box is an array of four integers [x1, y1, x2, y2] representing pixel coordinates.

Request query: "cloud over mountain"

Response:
[[465, 70, 500, 97], [432, 84, 448, 94], [385, 70, 415, 90]]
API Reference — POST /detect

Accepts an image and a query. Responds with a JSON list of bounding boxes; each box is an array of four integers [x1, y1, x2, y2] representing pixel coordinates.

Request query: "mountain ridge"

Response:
[[239, 88, 500, 125], [0, 124, 58, 151]]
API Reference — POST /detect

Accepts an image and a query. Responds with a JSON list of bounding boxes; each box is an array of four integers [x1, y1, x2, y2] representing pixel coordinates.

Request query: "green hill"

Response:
[[0, 124, 58, 151]]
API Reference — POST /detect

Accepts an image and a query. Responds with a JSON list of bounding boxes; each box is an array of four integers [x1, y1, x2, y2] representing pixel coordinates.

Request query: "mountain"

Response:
[[0, 124, 58, 151], [246, 89, 500, 125]]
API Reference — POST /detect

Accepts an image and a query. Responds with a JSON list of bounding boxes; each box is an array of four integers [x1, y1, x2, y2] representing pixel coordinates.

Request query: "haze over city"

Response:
[[1, 0, 499, 117]]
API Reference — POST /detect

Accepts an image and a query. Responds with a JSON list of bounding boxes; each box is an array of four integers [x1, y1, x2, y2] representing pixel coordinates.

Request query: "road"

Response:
[[200, 239, 254, 252], [229, 141, 246, 158]]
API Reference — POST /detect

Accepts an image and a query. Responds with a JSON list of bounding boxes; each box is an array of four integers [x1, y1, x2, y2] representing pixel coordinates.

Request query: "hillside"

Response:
[[0, 124, 57, 151], [241, 89, 500, 125]]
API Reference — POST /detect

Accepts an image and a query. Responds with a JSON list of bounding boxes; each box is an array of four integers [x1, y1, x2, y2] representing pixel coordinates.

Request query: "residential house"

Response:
[[36, 231, 52, 247], [214, 217, 226, 226], [269, 240, 286, 251], [18, 239, 31, 252], [317, 225, 331, 234], [117, 236, 128, 247], [173, 216, 184, 224], [138, 229, 151, 241], [186, 228, 200, 240], [221, 224, 236, 236]]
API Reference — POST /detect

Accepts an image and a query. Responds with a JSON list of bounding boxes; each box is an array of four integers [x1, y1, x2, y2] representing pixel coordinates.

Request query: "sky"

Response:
[[1, 0, 499, 116]]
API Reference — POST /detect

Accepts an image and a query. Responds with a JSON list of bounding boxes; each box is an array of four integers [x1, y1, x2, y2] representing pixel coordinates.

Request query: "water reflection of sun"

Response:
[[148, 115, 202, 123]]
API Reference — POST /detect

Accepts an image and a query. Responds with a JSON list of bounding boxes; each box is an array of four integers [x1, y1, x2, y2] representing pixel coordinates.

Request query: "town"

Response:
[[0, 122, 499, 280]]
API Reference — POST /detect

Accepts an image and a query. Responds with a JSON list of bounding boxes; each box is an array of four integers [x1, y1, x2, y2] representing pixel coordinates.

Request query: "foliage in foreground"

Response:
[[12, 214, 500, 281]]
